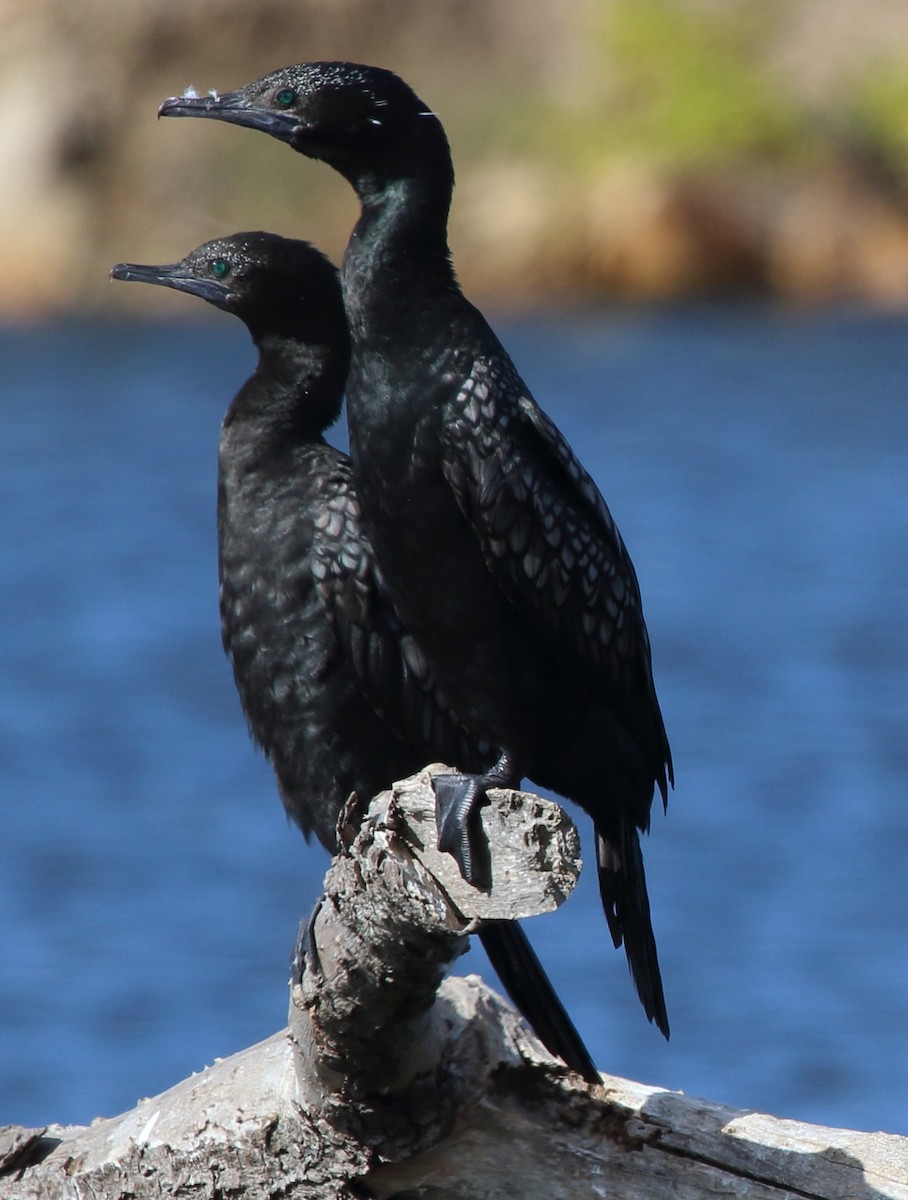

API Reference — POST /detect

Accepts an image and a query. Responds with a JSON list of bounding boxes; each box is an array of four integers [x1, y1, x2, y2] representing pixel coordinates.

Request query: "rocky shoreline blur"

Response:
[[6, 0, 908, 316]]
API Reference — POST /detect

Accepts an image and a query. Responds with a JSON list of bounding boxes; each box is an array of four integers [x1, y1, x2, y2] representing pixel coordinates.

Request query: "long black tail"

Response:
[[478, 920, 599, 1083], [596, 822, 669, 1038]]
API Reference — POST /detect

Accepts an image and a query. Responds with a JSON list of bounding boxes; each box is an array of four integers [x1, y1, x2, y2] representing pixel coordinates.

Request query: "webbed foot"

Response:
[[432, 772, 491, 888], [430, 750, 518, 890]]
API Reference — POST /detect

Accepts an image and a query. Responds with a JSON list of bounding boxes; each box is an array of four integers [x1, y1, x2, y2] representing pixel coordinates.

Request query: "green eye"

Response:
[[210, 259, 230, 278], [275, 88, 296, 108]]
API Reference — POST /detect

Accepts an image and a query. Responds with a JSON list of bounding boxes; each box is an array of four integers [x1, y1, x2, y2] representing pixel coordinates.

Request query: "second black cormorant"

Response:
[[160, 65, 675, 1038], [110, 231, 599, 1081]]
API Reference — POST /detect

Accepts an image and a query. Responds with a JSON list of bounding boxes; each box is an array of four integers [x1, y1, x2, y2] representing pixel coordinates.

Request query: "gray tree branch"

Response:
[[2, 768, 906, 1199]]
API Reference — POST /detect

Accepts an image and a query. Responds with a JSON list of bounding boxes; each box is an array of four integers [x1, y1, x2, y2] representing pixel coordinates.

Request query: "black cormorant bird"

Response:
[[160, 66, 675, 1038], [110, 231, 599, 1080]]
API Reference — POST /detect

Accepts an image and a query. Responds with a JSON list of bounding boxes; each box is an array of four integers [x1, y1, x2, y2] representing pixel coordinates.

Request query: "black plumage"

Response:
[[159, 66, 674, 1039], [110, 231, 599, 1081]]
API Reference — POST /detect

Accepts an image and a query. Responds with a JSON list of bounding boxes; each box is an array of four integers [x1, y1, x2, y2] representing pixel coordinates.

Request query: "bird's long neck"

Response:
[[223, 338, 344, 452], [342, 161, 459, 348]]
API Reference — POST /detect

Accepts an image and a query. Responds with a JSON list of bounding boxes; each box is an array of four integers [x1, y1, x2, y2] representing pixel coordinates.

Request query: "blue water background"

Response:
[[1, 305, 906, 1135]]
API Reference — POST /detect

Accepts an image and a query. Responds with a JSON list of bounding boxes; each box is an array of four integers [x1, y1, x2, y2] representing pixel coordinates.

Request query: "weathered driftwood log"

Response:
[[2, 767, 907, 1200]]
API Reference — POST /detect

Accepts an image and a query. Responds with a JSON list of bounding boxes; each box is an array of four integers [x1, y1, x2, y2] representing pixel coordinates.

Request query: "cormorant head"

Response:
[[111, 231, 347, 345], [158, 63, 452, 198]]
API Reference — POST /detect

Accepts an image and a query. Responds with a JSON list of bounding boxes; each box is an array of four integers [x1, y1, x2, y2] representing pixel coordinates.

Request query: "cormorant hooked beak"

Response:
[[110, 261, 232, 307], [158, 90, 300, 144]]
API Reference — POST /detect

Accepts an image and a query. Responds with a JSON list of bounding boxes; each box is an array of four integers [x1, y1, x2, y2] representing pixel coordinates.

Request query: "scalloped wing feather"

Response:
[[312, 467, 488, 772], [440, 356, 672, 801]]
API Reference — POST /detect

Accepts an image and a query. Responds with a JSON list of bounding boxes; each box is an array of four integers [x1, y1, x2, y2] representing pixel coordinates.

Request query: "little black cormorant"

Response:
[[159, 66, 675, 1038], [111, 231, 599, 1080]]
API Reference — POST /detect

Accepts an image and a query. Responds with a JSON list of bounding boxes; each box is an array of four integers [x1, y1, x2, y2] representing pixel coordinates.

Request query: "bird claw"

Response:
[[431, 772, 491, 890], [290, 895, 325, 985], [336, 789, 365, 852]]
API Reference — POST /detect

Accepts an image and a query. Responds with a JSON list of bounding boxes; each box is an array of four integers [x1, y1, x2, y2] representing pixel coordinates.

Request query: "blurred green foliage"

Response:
[[601, 0, 805, 163], [845, 60, 908, 179], [10, 0, 908, 309], [464, 0, 809, 173]]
